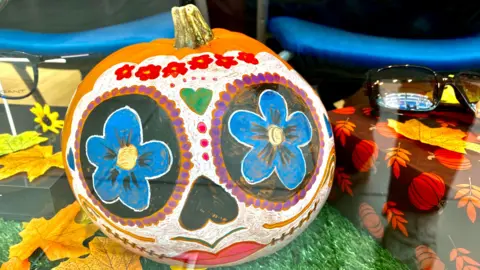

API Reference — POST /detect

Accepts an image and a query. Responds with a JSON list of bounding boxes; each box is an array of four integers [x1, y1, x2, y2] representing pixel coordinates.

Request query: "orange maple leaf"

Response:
[[334, 119, 356, 147], [9, 202, 98, 261], [385, 144, 411, 179], [0, 257, 30, 270], [55, 237, 142, 270], [416, 245, 445, 270], [335, 167, 353, 196], [0, 145, 64, 182], [455, 178, 480, 223], [388, 119, 480, 154], [382, 201, 408, 237]]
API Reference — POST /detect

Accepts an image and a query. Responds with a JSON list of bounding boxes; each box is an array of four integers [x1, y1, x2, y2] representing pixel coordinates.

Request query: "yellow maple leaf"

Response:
[[0, 145, 64, 182], [0, 131, 48, 157], [9, 202, 98, 261], [388, 119, 480, 154], [0, 257, 30, 270], [55, 237, 142, 270]]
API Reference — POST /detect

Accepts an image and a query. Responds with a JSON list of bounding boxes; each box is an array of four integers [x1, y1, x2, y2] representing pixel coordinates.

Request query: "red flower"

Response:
[[237, 52, 259, 64], [135, 64, 161, 81], [188, 55, 213, 70], [115, 64, 135, 80], [215, 54, 238, 69], [162, 62, 188, 78]]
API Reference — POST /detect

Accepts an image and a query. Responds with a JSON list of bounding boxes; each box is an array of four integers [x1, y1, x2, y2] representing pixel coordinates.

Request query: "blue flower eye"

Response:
[[76, 90, 192, 225], [229, 90, 313, 190], [86, 106, 173, 212]]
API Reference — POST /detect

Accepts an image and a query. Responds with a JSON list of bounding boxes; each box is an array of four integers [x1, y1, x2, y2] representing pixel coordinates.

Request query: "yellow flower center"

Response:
[[267, 125, 285, 146], [116, 145, 138, 171]]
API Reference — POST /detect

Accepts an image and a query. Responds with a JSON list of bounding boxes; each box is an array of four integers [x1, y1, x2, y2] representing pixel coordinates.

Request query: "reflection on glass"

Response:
[[0, 61, 35, 99]]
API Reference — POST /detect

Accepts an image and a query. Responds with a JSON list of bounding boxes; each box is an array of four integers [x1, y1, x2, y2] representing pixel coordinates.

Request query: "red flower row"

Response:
[[115, 52, 259, 81]]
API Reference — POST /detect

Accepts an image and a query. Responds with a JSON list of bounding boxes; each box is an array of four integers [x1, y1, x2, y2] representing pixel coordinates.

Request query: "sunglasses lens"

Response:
[[458, 73, 480, 103], [371, 67, 436, 111]]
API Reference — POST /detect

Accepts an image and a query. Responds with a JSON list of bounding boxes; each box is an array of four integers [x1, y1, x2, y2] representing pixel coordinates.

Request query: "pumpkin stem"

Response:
[[172, 4, 214, 49]]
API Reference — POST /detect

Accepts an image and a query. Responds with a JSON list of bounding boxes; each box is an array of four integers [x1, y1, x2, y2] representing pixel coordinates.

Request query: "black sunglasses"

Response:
[[365, 65, 480, 116], [0, 51, 41, 100]]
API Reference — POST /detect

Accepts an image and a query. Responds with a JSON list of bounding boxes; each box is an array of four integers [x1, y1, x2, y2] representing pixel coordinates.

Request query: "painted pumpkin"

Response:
[[408, 172, 445, 211], [61, 4, 335, 269]]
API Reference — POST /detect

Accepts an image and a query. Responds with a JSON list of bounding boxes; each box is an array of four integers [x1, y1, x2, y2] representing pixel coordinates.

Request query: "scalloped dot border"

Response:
[[210, 72, 325, 211], [73, 85, 193, 227]]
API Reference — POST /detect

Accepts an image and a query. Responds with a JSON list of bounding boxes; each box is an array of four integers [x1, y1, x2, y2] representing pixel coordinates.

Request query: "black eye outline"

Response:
[[210, 72, 326, 212], [73, 85, 193, 227]]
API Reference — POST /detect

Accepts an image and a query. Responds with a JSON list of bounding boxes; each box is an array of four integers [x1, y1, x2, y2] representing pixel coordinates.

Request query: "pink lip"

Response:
[[172, 241, 266, 266]]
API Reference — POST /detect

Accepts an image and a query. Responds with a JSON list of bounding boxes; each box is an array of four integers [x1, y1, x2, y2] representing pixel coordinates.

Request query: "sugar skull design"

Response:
[[62, 4, 335, 269]]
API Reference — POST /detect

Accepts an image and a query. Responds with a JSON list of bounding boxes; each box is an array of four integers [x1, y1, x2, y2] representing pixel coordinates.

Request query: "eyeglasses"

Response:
[[0, 52, 40, 100], [365, 65, 480, 115]]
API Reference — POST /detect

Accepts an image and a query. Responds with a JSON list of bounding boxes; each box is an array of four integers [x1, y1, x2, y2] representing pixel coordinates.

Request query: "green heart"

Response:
[[180, 87, 213, 115]]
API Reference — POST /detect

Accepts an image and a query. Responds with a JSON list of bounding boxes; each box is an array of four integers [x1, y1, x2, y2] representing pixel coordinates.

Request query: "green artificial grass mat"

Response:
[[0, 204, 408, 270]]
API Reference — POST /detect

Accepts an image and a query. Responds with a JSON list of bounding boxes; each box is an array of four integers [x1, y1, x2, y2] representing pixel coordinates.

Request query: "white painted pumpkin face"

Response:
[[63, 51, 335, 268]]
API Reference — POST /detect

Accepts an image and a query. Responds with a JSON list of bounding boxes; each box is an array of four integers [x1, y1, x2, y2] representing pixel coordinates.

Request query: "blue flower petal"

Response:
[[93, 162, 120, 203], [118, 170, 150, 211], [86, 135, 117, 166], [274, 142, 307, 190], [136, 140, 172, 179], [67, 148, 75, 171], [229, 110, 268, 147], [259, 90, 287, 127], [104, 107, 142, 150], [285, 111, 312, 146], [324, 114, 333, 138], [241, 141, 275, 184]]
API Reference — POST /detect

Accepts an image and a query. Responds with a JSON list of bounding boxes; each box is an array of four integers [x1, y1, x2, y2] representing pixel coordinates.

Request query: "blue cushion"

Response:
[[269, 16, 480, 70], [0, 12, 174, 56]]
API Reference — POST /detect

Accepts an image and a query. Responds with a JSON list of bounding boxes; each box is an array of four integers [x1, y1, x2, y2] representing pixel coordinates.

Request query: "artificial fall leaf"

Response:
[[334, 120, 356, 147], [388, 119, 480, 154], [385, 145, 411, 179], [382, 201, 408, 237], [0, 145, 64, 182], [416, 245, 445, 270], [9, 202, 98, 261], [0, 131, 47, 157], [55, 237, 142, 270], [335, 167, 353, 196], [0, 257, 30, 270], [455, 179, 480, 223]]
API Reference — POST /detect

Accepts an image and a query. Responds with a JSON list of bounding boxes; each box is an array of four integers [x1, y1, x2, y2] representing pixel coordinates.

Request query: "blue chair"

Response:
[[0, 11, 174, 57], [268, 16, 480, 71]]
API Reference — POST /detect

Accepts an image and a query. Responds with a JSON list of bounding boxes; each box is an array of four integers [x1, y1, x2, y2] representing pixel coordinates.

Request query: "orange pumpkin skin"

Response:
[[433, 149, 472, 170], [352, 140, 379, 172], [62, 29, 291, 150]]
